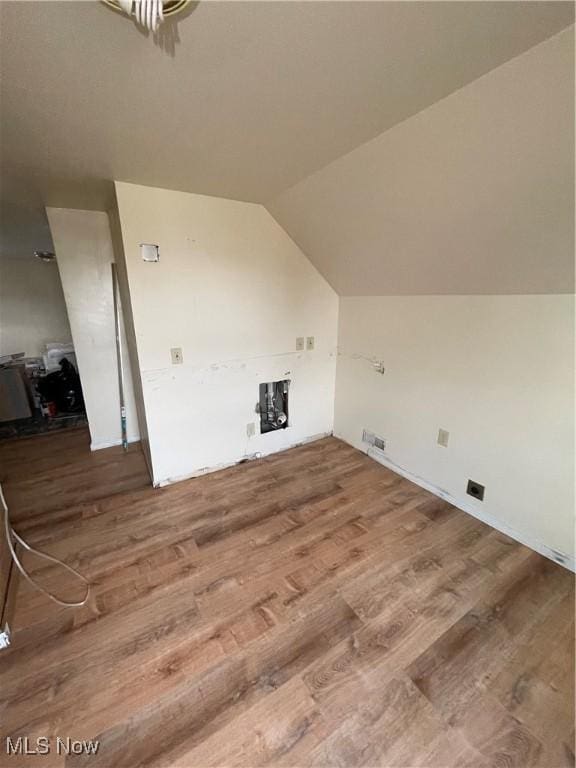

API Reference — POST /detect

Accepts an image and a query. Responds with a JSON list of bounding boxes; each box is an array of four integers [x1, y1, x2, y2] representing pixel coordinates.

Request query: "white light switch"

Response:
[[296, 337, 305, 351], [171, 347, 183, 365], [306, 336, 315, 351]]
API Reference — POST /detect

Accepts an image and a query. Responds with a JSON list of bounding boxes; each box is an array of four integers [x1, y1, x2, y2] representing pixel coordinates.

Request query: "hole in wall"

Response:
[[259, 380, 289, 434]]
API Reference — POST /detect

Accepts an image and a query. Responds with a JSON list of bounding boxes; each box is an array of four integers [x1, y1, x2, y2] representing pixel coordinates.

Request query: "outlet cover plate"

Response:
[[437, 428, 449, 448]]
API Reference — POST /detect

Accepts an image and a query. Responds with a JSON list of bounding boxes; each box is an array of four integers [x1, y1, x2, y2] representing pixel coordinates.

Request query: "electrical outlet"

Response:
[[296, 337, 304, 351], [437, 428, 449, 448], [466, 479, 485, 501], [306, 336, 315, 351], [246, 422, 256, 438], [171, 347, 183, 365]]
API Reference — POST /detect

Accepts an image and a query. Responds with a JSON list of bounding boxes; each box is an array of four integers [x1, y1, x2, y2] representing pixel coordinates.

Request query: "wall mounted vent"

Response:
[[362, 429, 386, 451]]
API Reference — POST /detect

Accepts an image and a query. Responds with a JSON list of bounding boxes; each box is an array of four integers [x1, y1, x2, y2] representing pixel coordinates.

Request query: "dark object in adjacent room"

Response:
[[37, 358, 85, 414]]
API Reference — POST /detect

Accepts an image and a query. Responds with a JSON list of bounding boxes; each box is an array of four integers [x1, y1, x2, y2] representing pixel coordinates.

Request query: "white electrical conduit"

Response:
[[1, 485, 90, 608], [103, 0, 191, 31]]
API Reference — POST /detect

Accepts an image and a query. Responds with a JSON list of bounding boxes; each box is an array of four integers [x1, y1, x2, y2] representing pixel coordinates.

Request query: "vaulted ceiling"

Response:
[[1, 1, 574, 292], [268, 26, 575, 295]]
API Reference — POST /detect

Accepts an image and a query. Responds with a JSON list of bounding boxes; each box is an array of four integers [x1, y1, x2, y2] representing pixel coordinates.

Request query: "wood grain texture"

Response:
[[0, 428, 573, 767]]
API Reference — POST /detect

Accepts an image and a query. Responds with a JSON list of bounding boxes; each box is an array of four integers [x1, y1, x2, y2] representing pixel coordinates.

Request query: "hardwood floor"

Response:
[[0, 429, 573, 767], [0, 427, 150, 523]]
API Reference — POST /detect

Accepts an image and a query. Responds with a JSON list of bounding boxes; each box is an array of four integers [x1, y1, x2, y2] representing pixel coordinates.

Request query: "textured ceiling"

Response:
[[1, 0, 574, 259]]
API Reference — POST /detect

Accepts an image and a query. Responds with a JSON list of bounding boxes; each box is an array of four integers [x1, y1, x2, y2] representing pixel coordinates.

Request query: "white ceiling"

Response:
[[1, 0, 574, 261], [269, 27, 575, 295]]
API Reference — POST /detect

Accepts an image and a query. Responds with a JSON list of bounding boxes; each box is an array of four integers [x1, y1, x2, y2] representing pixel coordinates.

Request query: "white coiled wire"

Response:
[[1, 484, 90, 608], [119, 0, 164, 33]]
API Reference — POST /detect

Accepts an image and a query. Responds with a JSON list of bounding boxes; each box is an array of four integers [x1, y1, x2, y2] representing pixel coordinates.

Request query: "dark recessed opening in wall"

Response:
[[466, 479, 485, 501], [259, 380, 290, 434]]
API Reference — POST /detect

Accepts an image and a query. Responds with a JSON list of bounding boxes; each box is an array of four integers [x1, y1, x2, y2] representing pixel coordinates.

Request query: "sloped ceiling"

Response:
[[267, 27, 575, 295], [0, 0, 574, 264]]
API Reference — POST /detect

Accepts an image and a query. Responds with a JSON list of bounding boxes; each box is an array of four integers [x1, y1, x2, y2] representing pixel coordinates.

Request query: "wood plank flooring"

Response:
[[0, 429, 573, 767]]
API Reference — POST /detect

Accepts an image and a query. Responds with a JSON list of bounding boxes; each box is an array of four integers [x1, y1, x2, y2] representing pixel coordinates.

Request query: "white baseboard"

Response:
[[361, 445, 575, 573], [155, 431, 333, 488], [90, 436, 140, 451]]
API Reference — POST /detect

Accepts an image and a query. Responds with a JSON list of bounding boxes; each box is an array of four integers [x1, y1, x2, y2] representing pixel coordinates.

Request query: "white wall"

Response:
[[0, 254, 72, 357], [266, 27, 574, 568], [46, 208, 140, 450], [335, 295, 575, 561], [114, 182, 338, 486]]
